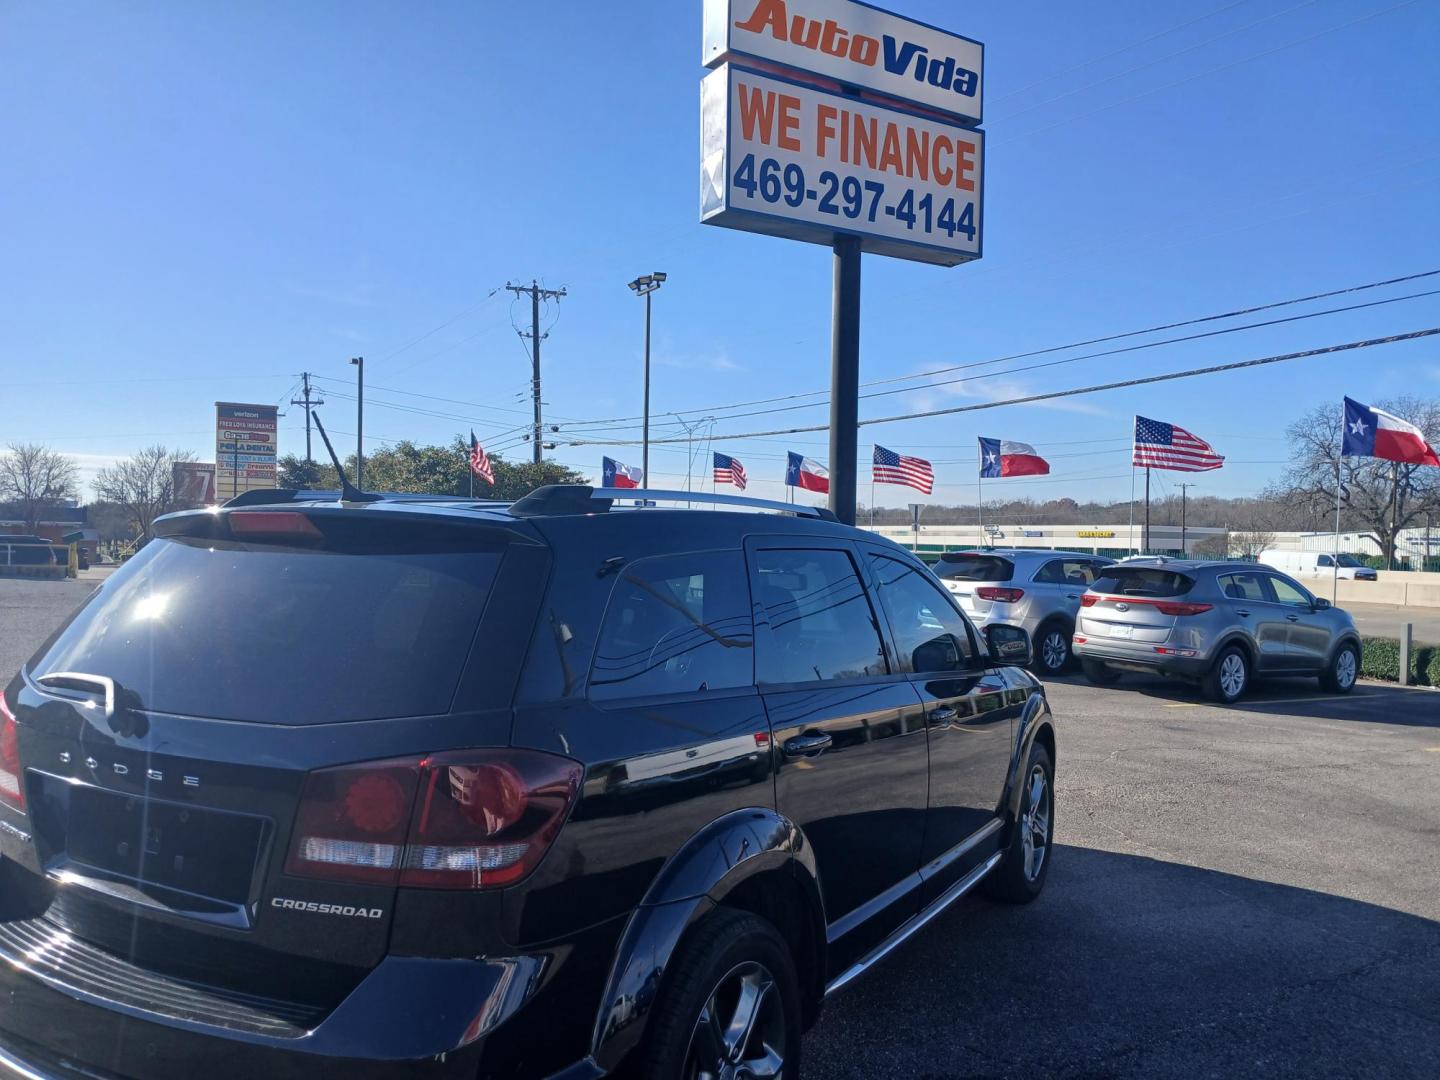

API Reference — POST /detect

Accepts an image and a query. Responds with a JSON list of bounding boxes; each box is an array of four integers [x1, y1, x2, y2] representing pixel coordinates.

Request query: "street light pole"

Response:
[[628, 272, 666, 489], [350, 356, 364, 489]]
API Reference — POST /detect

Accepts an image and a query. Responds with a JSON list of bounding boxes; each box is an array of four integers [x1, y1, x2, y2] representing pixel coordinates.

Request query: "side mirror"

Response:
[[912, 634, 964, 674], [984, 624, 1032, 667], [1313, 597, 1332, 611]]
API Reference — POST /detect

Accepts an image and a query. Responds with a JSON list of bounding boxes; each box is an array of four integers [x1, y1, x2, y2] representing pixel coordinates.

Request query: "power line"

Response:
[[554, 269, 1440, 430], [566, 326, 1440, 446]]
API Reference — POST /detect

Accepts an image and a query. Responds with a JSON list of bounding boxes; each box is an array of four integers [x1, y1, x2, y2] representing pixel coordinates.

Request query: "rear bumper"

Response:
[[0, 907, 625, 1080], [1073, 641, 1212, 678]]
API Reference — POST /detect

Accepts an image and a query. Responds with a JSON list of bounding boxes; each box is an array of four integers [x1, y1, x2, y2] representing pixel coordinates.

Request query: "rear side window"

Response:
[[590, 551, 754, 700], [1091, 567, 1195, 597], [29, 531, 501, 725], [1034, 559, 1104, 585], [1217, 571, 1268, 602], [754, 549, 887, 684], [933, 554, 1014, 582]]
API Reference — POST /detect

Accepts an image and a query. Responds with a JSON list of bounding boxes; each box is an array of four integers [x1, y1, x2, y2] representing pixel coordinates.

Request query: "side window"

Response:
[[754, 549, 888, 684], [1035, 559, 1103, 586], [867, 555, 974, 673], [590, 551, 754, 700], [1317, 555, 1334, 568], [1217, 572, 1268, 602], [1267, 575, 1314, 608]]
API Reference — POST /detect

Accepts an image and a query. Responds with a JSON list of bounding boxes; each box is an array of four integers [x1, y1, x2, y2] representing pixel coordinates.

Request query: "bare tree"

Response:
[[1271, 396, 1440, 567], [0, 443, 79, 531], [93, 446, 197, 541], [1226, 499, 1280, 560]]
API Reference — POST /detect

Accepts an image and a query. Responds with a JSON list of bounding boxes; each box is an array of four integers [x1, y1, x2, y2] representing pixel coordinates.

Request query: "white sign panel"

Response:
[[704, 0, 983, 124], [701, 64, 983, 266]]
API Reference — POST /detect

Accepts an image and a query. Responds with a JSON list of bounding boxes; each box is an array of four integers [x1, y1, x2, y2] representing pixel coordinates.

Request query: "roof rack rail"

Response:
[[221, 489, 494, 508], [509, 485, 834, 520]]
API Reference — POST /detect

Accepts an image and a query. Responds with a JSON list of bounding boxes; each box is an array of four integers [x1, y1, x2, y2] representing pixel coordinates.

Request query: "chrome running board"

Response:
[[824, 851, 1004, 997]]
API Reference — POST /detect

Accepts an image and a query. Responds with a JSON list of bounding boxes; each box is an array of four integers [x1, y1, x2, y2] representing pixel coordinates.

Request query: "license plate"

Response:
[[1110, 625, 1134, 639]]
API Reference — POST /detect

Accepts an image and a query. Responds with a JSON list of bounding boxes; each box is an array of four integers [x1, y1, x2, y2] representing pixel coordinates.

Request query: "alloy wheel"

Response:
[[685, 961, 787, 1080], [1042, 630, 1068, 673], [1219, 653, 1247, 699], [1020, 764, 1050, 882], [1336, 649, 1357, 690]]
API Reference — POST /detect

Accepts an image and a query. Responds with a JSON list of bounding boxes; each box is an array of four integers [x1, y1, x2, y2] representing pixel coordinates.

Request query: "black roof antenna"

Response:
[[310, 409, 381, 503]]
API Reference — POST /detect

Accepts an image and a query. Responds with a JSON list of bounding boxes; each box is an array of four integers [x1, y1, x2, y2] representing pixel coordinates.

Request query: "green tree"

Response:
[[275, 440, 588, 501]]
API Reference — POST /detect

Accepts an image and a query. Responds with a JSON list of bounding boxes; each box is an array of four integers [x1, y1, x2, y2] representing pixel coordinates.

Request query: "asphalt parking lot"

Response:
[[807, 672, 1439, 1080], [2, 575, 1437, 1078], [1346, 600, 1440, 644]]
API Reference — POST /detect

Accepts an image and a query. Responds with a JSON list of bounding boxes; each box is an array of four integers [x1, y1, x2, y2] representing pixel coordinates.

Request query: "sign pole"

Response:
[[828, 235, 861, 525]]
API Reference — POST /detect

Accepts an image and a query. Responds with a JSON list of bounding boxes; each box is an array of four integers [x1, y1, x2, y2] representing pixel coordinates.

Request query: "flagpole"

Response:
[[1333, 458, 1342, 605], [1129, 465, 1137, 555], [1144, 467, 1151, 555], [976, 445, 984, 547]]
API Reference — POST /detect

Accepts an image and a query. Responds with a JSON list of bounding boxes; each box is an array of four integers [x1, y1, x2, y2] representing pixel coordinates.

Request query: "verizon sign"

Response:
[[704, 0, 983, 124]]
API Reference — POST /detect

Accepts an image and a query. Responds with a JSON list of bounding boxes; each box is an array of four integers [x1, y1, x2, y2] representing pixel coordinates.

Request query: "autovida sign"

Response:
[[215, 402, 278, 499], [701, 0, 984, 266], [702, 64, 982, 265]]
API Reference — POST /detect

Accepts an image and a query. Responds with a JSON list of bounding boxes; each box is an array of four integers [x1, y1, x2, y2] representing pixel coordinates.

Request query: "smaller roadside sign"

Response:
[[704, 0, 983, 124]]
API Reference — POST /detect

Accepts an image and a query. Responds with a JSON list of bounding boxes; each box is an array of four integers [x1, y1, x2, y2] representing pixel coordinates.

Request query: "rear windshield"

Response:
[[28, 528, 501, 725], [1091, 567, 1194, 598], [933, 554, 1014, 582]]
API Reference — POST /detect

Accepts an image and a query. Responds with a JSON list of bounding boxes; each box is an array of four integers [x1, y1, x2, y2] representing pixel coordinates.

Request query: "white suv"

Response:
[[931, 549, 1115, 676]]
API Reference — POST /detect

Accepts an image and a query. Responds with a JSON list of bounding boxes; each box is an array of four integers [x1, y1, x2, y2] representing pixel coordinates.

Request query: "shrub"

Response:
[[1360, 636, 1439, 686]]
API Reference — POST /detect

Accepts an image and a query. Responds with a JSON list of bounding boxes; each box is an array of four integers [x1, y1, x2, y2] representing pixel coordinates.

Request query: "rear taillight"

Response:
[[0, 694, 24, 813], [285, 750, 581, 890], [1155, 602, 1213, 617], [1080, 595, 1099, 608], [976, 587, 1025, 603], [229, 512, 324, 541]]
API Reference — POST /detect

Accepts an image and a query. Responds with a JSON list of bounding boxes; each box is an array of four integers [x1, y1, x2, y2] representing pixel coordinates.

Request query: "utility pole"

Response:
[[290, 372, 324, 463], [506, 280, 567, 464], [349, 357, 364, 488], [1179, 482, 1196, 556]]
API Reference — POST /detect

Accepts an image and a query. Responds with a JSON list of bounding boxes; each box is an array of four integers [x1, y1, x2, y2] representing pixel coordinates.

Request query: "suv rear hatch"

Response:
[[0, 505, 550, 1028], [1079, 565, 1201, 645], [932, 552, 1016, 617]]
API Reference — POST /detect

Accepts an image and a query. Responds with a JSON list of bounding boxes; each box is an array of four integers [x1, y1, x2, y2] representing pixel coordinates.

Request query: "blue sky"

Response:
[[3, 0, 1438, 509]]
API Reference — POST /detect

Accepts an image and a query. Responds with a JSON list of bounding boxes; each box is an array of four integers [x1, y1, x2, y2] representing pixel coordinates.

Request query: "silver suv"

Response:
[[1072, 559, 1363, 703], [932, 549, 1114, 676]]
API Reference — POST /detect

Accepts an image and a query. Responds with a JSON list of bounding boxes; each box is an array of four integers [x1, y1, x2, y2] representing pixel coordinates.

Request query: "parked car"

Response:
[[0, 535, 56, 566], [0, 486, 1057, 1080], [1259, 549, 1378, 582], [931, 548, 1115, 676], [1073, 558, 1363, 703]]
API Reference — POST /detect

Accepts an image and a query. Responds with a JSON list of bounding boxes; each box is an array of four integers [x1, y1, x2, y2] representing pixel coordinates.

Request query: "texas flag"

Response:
[[1342, 398, 1440, 466], [978, 437, 1051, 478], [785, 452, 829, 493], [602, 456, 643, 489]]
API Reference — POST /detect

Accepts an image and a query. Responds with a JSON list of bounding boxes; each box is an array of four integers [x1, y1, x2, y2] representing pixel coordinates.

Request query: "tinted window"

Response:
[[754, 549, 887, 683], [590, 551, 754, 699], [934, 553, 1014, 582], [1092, 567, 1194, 597], [1268, 575, 1313, 608], [1336, 554, 1364, 568], [30, 532, 501, 725], [868, 556, 973, 673], [1317, 555, 1335, 568], [1034, 558, 1103, 585], [1217, 572, 1268, 602]]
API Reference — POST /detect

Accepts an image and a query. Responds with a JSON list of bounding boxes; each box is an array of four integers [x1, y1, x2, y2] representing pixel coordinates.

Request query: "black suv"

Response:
[[0, 486, 1057, 1079]]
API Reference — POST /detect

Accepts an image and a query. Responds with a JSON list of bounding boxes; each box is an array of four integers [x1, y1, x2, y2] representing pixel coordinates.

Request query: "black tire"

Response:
[[1032, 621, 1074, 677], [1320, 641, 1360, 694], [1203, 645, 1251, 704], [1081, 658, 1120, 685], [639, 909, 802, 1080], [983, 742, 1054, 904]]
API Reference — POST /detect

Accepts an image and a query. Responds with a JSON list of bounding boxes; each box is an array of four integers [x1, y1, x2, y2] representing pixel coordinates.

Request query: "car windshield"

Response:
[[933, 554, 1014, 582], [1091, 567, 1195, 597], [1335, 554, 1365, 568]]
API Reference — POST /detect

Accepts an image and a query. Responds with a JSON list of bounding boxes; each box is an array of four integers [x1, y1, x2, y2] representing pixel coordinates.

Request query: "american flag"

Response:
[[873, 444, 934, 494], [469, 430, 494, 485], [713, 452, 747, 490], [1133, 416, 1224, 472]]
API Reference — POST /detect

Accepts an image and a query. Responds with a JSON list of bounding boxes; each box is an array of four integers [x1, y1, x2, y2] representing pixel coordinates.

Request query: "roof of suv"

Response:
[[942, 548, 1111, 562]]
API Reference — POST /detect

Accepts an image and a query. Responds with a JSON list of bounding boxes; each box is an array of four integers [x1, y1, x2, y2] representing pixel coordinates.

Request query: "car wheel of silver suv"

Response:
[[1320, 642, 1360, 695], [1203, 646, 1250, 704], [1033, 622, 1072, 677]]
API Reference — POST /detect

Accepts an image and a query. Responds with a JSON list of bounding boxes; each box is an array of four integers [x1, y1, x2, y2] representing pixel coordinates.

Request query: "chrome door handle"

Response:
[[927, 706, 958, 727], [782, 732, 833, 759]]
